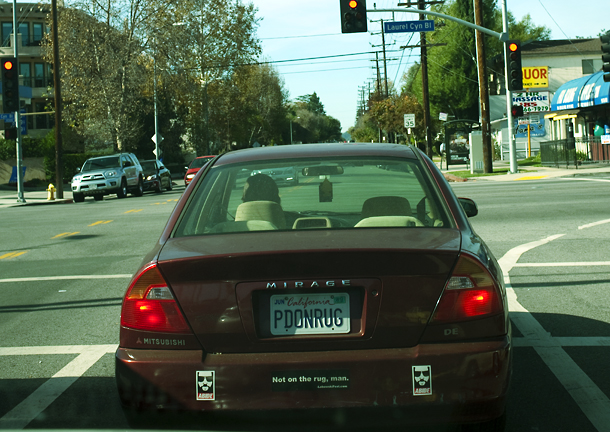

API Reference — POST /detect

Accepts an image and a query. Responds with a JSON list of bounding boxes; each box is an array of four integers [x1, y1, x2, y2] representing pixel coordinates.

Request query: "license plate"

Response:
[[89, 184, 97, 190], [270, 293, 350, 335]]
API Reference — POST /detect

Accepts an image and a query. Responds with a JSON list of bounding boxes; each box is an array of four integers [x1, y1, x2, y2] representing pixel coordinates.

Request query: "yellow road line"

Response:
[[88, 220, 113, 226], [514, 175, 548, 181], [51, 232, 80, 239], [0, 251, 28, 260], [124, 209, 143, 213]]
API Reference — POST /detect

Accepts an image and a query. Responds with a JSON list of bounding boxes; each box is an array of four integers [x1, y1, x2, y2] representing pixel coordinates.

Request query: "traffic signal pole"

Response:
[[12, 0, 24, 203], [501, 0, 517, 174]]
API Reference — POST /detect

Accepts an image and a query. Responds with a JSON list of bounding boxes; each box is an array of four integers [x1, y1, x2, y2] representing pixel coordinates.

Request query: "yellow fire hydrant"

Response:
[[47, 183, 56, 201]]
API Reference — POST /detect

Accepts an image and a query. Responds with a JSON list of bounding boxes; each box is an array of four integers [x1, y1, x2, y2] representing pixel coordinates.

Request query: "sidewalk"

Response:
[[439, 161, 610, 182], [0, 184, 73, 209]]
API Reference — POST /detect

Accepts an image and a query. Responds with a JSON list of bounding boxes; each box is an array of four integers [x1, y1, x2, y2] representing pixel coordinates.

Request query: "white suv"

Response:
[[71, 153, 144, 202]]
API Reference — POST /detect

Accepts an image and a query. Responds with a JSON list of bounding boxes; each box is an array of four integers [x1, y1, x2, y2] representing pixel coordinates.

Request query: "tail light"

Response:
[[431, 254, 503, 323], [120, 264, 191, 333]]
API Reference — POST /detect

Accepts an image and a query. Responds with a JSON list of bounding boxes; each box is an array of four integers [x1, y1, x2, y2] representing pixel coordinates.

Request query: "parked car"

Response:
[[184, 155, 215, 186], [71, 153, 143, 202], [250, 166, 298, 186], [116, 143, 510, 431], [140, 159, 172, 193]]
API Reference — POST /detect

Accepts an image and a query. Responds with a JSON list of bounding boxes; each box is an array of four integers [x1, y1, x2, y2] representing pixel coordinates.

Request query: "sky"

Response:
[[250, 0, 609, 133]]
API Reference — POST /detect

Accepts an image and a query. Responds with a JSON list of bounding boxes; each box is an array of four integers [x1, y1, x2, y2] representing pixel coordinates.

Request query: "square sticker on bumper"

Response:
[[412, 365, 432, 396], [196, 371, 215, 400]]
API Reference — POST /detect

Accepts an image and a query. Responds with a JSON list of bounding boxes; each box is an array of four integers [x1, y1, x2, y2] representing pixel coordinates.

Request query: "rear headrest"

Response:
[[361, 196, 412, 218], [235, 201, 286, 229]]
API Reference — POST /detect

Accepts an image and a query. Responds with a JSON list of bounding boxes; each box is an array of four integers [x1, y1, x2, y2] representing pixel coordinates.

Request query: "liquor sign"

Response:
[[522, 66, 549, 88]]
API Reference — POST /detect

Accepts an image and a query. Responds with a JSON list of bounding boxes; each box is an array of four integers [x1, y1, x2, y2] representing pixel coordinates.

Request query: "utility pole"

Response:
[[51, 0, 64, 198], [397, 1, 440, 155], [375, 51, 382, 143], [418, 0, 433, 156], [473, 0, 492, 172]]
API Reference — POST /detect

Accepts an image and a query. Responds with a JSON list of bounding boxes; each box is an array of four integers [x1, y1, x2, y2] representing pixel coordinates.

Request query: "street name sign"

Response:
[[384, 20, 434, 34]]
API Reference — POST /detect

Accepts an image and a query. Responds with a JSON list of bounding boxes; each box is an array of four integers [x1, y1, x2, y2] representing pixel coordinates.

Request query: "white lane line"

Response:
[[0, 345, 117, 356], [501, 236, 610, 432], [0, 345, 117, 429], [579, 219, 610, 230], [560, 178, 610, 183], [514, 262, 610, 267], [0, 275, 132, 283], [514, 337, 610, 347]]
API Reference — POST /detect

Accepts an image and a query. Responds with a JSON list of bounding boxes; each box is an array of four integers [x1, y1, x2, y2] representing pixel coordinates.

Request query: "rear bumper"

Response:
[[116, 337, 510, 424]]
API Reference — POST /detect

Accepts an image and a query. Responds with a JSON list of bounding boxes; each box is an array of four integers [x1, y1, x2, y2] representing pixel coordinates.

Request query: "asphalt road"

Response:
[[0, 176, 609, 431]]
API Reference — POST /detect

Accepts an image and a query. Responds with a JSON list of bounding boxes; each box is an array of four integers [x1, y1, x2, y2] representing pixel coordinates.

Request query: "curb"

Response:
[[0, 198, 73, 208], [444, 173, 468, 182]]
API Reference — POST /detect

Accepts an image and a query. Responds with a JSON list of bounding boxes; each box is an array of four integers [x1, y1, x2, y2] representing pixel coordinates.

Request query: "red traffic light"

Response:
[[348, 0, 358, 8], [3, 60, 14, 70], [508, 42, 518, 52]]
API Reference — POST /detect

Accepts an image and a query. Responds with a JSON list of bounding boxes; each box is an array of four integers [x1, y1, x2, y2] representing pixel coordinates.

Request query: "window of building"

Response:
[[34, 63, 45, 87], [2, 22, 12, 47], [582, 59, 603, 74], [33, 23, 43, 45], [20, 63, 31, 87], [18, 22, 29, 46], [35, 101, 48, 129]]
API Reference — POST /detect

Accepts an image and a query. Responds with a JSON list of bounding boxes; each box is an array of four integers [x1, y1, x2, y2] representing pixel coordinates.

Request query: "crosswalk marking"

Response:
[[0, 345, 117, 429]]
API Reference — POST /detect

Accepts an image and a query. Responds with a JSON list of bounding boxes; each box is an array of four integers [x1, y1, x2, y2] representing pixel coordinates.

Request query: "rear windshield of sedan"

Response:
[[190, 156, 214, 169], [173, 156, 452, 237]]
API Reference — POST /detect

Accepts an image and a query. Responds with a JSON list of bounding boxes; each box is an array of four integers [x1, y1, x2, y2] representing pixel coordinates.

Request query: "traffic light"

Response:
[[4, 125, 17, 140], [1, 57, 19, 113], [506, 40, 523, 91], [601, 32, 610, 83], [511, 105, 524, 117], [340, 0, 367, 34]]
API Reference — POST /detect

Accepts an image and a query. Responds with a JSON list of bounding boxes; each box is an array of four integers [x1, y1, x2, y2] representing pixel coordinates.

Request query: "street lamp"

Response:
[[290, 116, 300, 144], [152, 22, 185, 161]]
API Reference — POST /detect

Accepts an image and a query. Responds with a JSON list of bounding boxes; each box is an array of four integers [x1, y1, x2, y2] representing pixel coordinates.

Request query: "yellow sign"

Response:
[[522, 66, 549, 88]]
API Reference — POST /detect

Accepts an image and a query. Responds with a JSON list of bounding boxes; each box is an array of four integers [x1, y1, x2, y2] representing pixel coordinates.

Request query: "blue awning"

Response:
[[551, 71, 610, 111]]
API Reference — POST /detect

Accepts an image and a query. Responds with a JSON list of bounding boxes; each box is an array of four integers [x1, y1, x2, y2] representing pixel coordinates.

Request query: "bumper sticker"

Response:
[[196, 371, 215, 401], [412, 365, 432, 396]]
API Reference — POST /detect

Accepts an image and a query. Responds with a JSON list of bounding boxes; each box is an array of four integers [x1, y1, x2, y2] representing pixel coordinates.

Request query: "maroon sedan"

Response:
[[116, 143, 511, 430]]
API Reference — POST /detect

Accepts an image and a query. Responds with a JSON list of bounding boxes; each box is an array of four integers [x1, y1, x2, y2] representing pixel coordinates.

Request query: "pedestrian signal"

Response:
[[511, 105, 524, 118]]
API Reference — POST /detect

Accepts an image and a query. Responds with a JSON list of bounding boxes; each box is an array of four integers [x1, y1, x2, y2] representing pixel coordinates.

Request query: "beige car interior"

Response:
[[356, 196, 423, 227]]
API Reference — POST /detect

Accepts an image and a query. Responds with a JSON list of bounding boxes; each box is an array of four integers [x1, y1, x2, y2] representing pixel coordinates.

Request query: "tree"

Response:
[[368, 93, 424, 144], [206, 63, 288, 151], [42, 4, 149, 152], [400, 0, 551, 124], [150, 0, 262, 155], [291, 94, 341, 143]]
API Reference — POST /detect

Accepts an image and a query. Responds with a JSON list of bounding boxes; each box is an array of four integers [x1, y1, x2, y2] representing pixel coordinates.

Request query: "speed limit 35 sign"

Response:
[[404, 114, 415, 128]]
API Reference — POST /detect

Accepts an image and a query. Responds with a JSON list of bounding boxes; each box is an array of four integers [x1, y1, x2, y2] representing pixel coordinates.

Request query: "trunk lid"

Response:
[[158, 228, 461, 353]]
